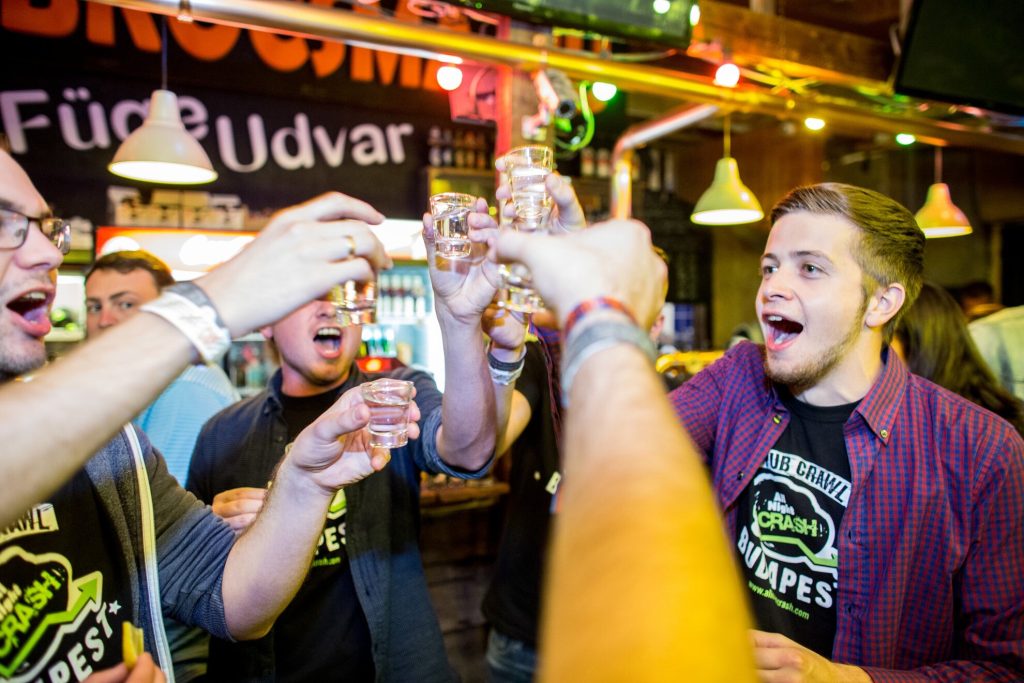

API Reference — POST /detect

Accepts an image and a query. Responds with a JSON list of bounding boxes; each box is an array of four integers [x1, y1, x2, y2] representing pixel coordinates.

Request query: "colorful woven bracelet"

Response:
[[563, 296, 638, 339]]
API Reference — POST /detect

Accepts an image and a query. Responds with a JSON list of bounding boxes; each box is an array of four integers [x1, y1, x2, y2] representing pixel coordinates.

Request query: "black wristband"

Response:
[[488, 350, 526, 372]]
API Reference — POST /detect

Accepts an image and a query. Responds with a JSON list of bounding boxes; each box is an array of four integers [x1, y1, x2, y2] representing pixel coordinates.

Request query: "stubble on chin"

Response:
[[0, 341, 48, 384]]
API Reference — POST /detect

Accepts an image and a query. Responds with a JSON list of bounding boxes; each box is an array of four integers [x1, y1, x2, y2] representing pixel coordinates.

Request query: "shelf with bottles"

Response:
[[376, 269, 430, 323]]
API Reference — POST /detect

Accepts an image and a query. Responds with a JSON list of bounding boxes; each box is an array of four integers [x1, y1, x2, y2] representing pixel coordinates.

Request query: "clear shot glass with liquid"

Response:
[[429, 192, 476, 259], [360, 378, 414, 448]]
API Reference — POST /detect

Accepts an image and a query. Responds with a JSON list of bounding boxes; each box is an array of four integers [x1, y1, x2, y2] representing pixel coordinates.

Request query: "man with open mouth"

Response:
[[0, 148, 401, 682], [186, 199, 503, 682], [670, 183, 1023, 682]]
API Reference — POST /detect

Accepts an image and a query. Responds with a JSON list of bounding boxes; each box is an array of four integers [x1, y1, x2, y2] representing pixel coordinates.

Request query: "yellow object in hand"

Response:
[[122, 621, 145, 669]]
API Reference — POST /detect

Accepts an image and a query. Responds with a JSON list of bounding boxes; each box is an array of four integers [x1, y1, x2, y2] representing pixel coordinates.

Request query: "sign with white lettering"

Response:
[[0, 0, 493, 225]]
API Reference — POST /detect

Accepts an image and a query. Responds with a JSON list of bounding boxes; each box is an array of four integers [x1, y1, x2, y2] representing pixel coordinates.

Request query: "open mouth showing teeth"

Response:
[[313, 327, 342, 351], [764, 314, 804, 346], [8, 291, 50, 322]]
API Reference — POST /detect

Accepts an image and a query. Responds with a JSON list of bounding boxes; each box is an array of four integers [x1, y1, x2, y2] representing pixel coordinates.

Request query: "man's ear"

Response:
[[865, 283, 907, 330], [260, 326, 273, 341]]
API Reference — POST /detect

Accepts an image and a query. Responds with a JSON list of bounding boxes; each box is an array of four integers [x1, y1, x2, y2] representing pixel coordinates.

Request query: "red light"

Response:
[[364, 358, 384, 372]]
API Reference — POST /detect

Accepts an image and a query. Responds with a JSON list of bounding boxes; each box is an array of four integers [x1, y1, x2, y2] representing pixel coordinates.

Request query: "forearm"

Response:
[[488, 341, 527, 455], [0, 313, 192, 525], [434, 311, 496, 470], [220, 457, 334, 639], [540, 344, 756, 682]]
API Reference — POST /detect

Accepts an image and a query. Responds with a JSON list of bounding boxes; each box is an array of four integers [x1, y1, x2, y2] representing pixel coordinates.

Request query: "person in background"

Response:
[[893, 281, 1023, 434], [0, 148, 400, 682], [473, 175, 672, 682], [670, 183, 1023, 681], [86, 250, 241, 682], [186, 197, 505, 682], [956, 279, 1003, 321], [85, 250, 239, 485], [970, 303, 1024, 403], [485, 219, 758, 682]]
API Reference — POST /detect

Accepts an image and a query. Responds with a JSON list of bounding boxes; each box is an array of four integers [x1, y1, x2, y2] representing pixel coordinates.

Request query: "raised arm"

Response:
[[420, 199, 505, 472], [219, 385, 417, 638], [493, 220, 758, 682], [0, 192, 390, 525]]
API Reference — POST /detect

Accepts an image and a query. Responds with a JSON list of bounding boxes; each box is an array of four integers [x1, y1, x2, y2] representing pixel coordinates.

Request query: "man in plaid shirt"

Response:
[[671, 183, 1023, 682]]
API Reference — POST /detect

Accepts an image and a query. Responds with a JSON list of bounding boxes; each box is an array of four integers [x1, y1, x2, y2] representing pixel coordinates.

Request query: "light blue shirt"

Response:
[[970, 305, 1024, 402], [136, 364, 240, 484]]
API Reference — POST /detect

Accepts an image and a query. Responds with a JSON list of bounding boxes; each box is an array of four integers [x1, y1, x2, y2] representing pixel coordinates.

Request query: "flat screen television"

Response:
[[447, 0, 696, 49], [895, 0, 1024, 115]]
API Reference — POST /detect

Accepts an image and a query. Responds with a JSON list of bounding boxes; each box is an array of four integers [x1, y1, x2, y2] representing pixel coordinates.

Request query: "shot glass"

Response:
[[361, 378, 415, 448], [498, 145, 554, 312], [330, 279, 376, 326], [504, 145, 554, 232], [429, 192, 476, 259]]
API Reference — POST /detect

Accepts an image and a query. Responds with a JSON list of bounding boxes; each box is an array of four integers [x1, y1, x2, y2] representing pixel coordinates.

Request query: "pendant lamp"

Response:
[[108, 20, 217, 185], [691, 115, 763, 225], [914, 147, 971, 238]]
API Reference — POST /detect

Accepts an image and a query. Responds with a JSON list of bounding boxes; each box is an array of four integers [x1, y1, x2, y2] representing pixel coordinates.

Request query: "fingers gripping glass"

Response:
[[0, 208, 71, 255]]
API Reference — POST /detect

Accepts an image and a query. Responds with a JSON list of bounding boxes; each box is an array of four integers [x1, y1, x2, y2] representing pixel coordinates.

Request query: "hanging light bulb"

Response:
[[108, 19, 217, 185], [691, 115, 763, 225], [915, 147, 972, 238], [436, 64, 464, 91]]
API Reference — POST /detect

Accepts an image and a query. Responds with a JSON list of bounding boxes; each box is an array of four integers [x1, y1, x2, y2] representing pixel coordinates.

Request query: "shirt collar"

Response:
[[852, 346, 907, 444], [765, 345, 906, 444]]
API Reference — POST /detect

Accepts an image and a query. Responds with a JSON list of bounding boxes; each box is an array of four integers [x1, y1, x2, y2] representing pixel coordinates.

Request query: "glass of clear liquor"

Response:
[[330, 279, 376, 326], [499, 145, 554, 313], [361, 378, 415, 448], [429, 192, 476, 259]]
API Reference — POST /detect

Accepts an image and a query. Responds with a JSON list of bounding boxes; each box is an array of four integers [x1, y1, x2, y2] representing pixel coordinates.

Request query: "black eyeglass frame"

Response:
[[0, 207, 71, 255]]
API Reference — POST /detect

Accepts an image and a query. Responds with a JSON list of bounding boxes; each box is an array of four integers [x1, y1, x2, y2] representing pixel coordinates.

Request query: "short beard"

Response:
[[0, 347, 47, 384], [764, 296, 867, 393]]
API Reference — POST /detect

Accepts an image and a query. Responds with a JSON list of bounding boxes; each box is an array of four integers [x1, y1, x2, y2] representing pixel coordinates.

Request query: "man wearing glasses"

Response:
[[0, 149, 407, 682]]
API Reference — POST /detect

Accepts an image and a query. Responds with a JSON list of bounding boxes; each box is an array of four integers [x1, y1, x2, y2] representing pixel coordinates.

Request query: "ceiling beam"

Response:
[[691, 1, 893, 90]]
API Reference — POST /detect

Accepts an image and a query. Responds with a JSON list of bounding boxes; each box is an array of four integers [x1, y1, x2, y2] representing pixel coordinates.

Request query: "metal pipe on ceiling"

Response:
[[611, 104, 719, 219], [87, 0, 1024, 156]]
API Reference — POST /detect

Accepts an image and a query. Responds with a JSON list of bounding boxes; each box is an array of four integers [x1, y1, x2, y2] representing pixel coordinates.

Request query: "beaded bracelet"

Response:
[[562, 296, 638, 340]]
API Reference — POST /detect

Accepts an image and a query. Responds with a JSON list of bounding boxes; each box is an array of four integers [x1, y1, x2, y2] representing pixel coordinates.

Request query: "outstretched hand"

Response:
[[751, 631, 870, 683], [487, 219, 666, 330], [495, 161, 586, 234], [198, 192, 392, 337], [423, 197, 504, 324], [284, 384, 420, 494]]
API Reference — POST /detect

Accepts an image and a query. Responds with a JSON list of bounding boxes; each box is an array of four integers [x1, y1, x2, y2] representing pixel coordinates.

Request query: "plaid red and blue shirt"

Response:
[[670, 342, 1024, 681]]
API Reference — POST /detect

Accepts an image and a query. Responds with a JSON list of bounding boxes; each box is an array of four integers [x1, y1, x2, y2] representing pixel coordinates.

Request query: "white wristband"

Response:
[[140, 290, 232, 364]]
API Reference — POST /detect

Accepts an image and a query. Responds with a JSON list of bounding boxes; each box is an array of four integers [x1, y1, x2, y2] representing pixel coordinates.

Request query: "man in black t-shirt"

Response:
[[187, 210, 507, 681]]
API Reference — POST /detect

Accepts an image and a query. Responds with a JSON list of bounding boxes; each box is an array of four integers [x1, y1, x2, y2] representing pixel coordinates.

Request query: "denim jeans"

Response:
[[486, 629, 537, 683]]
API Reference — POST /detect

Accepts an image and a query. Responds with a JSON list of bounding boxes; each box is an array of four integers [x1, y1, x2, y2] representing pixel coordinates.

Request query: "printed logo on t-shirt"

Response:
[[0, 505, 58, 546], [0, 547, 120, 681], [737, 449, 850, 621], [312, 490, 347, 569]]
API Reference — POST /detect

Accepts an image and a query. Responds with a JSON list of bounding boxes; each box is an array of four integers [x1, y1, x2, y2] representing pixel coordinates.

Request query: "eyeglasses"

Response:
[[0, 207, 71, 255]]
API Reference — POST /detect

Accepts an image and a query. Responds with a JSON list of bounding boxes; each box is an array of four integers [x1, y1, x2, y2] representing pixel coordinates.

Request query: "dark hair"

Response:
[[85, 249, 175, 289], [895, 281, 1024, 434], [958, 280, 995, 302], [771, 183, 925, 341]]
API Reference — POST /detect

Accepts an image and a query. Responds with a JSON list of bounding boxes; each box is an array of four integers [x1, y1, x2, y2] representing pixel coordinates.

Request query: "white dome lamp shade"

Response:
[[108, 89, 218, 185]]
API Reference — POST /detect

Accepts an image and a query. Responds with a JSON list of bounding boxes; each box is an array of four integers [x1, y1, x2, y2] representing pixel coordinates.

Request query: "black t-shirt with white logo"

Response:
[[276, 390, 374, 682], [735, 390, 856, 657], [0, 469, 134, 682]]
